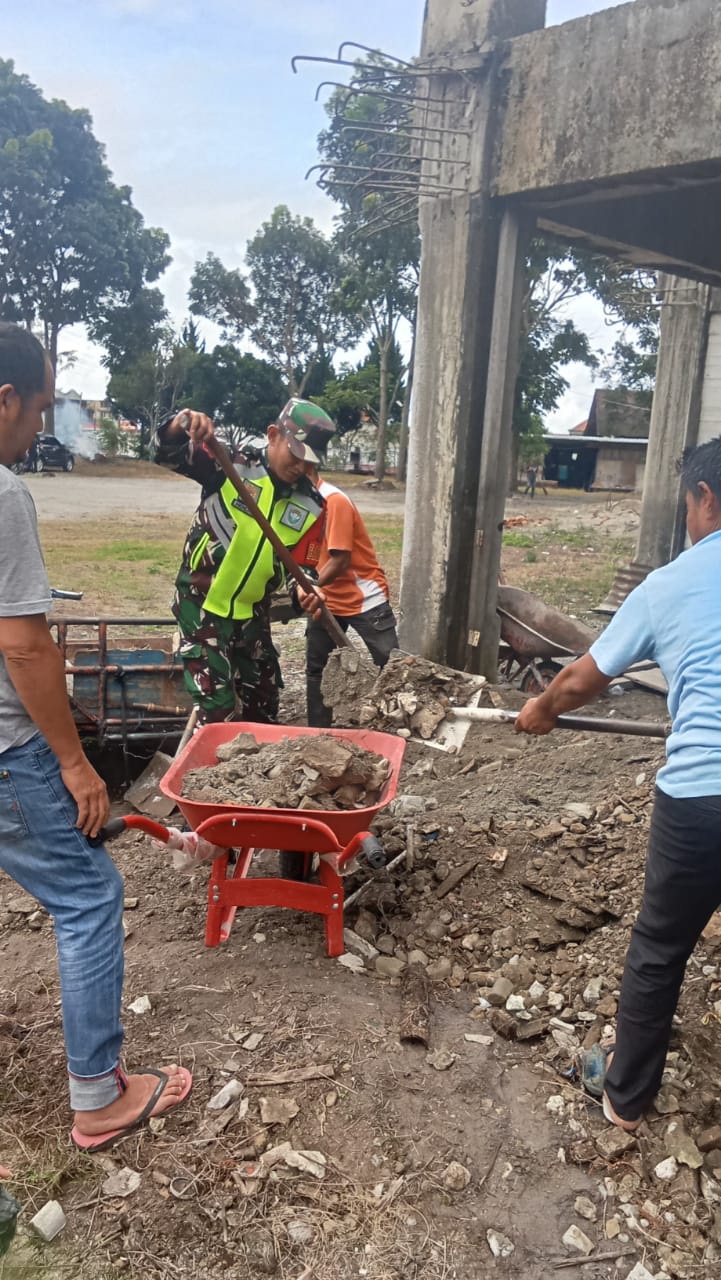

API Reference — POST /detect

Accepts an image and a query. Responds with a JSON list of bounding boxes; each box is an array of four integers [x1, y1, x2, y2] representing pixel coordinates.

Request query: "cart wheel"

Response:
[[520, 661, 562, 693], [278, 851, 313, 881]]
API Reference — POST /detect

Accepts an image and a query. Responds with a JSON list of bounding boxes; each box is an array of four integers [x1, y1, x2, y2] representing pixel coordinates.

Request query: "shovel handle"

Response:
[[450, 706, 669, 739], [194, 426, 351, 651]]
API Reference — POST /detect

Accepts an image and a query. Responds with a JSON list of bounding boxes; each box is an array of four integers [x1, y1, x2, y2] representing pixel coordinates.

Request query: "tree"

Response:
[[511, 240, 660, 486], [0, 59, 170, 430], [107, 328, 197, 457], [317, 57, 420, 479], [188, 253, 254, 342], [92, 285, 168, 373], [246, 205, 358, 396], [188, 212, 355, 398], [97, 415, 132, 457], [181, 347, 285, 435]]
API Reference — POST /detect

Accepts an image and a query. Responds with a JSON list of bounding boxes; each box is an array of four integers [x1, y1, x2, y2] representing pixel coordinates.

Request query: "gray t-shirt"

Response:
[[0, 466, 52, 753]]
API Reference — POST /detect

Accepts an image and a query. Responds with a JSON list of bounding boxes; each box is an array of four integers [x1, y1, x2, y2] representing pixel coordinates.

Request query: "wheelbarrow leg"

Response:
[[219, 846, 254, 943], [206, 847, 254, 947], [318, 858, 344, 958], [206, 851, 231, 947]]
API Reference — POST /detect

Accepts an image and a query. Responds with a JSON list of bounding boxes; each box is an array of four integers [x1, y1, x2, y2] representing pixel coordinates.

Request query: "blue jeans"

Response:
[[0, 734, 124, 1110]]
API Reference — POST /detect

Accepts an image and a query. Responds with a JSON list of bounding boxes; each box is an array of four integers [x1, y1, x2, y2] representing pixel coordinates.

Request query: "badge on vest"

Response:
[[280, 502, 307, 531], [231, 481, 262, 515]]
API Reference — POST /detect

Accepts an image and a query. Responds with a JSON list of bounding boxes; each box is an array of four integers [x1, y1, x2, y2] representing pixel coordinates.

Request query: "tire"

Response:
[[279, 850, 312, 881], [520, 661, 562, 693], [64, 457, 74, 472]]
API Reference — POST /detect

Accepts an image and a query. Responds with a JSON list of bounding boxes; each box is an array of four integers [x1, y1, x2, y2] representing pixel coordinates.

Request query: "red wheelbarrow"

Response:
[[98, 723, 406, 958]]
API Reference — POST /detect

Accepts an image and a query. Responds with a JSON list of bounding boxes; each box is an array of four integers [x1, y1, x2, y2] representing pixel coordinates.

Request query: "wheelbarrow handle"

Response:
[[88, 815, 173, 847], [448, 706, 669, 739]]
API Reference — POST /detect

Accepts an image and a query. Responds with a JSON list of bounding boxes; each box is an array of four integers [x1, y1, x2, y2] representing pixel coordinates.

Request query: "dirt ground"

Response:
[[4, 473, 718, 1280]]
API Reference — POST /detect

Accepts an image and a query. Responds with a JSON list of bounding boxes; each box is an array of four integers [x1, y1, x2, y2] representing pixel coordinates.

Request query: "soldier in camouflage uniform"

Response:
[[155, 400, 335, 725]]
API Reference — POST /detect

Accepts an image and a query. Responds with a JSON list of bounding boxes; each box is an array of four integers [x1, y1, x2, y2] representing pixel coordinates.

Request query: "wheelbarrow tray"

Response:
[[160, 722, 406, 845], [497, 585, 596, 661]]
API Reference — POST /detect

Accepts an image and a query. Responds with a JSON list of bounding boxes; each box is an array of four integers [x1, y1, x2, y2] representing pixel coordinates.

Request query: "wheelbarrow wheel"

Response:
[[520, 660, 562, 694], [278, 850, 313, 882]]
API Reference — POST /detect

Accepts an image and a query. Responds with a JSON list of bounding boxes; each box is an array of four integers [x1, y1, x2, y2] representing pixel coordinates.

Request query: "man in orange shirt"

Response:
[[301, 463, 399, 726]]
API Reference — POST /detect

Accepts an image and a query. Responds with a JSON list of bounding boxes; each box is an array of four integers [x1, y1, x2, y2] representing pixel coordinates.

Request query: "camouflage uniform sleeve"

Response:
[[152, 414, 225, 492]]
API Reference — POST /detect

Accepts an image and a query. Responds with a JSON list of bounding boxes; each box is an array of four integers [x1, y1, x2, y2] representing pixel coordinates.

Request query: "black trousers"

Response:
[[306, 600, 399, 727], [606, 787, 721, 1119]]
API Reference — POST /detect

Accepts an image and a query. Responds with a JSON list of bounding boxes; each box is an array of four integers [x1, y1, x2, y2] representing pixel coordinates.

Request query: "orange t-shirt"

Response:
[[317, 480, 390, 616]]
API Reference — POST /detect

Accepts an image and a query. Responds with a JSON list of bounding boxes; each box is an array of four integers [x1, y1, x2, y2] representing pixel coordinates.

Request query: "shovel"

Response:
[[431, 704, 669, 753], [125, 707, 197, 818]]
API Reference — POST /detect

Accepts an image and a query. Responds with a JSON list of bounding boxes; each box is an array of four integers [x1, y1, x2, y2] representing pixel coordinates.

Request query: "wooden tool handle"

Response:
[[202, 430, 351, 650]]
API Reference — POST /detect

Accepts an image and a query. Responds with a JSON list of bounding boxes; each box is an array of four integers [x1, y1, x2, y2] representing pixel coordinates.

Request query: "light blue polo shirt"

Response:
[[589, 528, 721, 798]]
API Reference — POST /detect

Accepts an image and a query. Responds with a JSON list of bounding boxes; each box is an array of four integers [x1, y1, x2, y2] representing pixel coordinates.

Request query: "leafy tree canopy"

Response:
[[0, 58, 170, 429], [188, 252, 254, 343]]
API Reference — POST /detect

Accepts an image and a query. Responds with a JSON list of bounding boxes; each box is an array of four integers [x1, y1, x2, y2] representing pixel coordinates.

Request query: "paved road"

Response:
[[26, 473, 406, 521]]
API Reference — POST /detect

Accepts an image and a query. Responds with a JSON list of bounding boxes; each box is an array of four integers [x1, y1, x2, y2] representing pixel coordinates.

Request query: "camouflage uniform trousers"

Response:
[[174, 589, 282, 725]]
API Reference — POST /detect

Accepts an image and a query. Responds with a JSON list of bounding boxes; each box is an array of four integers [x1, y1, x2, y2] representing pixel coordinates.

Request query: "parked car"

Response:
[[34, 434, 75, 472]]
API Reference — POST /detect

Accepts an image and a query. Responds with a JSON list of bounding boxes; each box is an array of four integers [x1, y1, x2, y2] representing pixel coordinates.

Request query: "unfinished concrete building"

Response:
[[399, 0, 721, 676]]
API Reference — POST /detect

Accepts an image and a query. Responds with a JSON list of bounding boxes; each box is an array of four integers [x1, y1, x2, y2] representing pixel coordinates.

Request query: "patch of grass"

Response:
[[42, 516, 189, 616], [363, 515, 404, 597], [41, 511, 409, 619], [502, 530, 534, 548], [93, 539, 175, 563]]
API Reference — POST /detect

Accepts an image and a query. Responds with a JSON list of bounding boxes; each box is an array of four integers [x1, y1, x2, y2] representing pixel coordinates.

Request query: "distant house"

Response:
[[543, 388, 650, 491]]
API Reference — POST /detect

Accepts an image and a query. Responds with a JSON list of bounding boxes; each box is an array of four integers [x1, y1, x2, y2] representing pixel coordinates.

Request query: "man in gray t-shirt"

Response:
[[0, 324, 191, 1168], [0, 467, 54, 751]]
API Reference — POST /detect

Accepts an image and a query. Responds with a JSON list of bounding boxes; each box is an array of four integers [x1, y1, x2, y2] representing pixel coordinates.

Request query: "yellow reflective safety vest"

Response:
[[201, 465, 323, 621]]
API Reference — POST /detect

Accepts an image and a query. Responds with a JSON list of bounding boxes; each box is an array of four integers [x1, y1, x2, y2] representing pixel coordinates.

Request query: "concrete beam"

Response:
[[495, 0, 721, 199], [422, 0, 545, 57], [535, 182, 721, 285]]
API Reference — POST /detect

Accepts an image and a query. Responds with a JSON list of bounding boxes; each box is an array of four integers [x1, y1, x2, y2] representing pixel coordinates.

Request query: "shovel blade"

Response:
[[419, 688, 487, 753], [125, 752, 177, 818]]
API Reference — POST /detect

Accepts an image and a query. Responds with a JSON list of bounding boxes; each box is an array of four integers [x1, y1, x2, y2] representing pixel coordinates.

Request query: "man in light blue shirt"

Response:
[[516, 437, 721, 1131]]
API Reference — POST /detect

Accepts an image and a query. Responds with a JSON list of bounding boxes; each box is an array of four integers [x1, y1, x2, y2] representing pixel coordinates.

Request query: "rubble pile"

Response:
[[181, 732, 391, 811], [322, 649, 486, 739], [336, 740, 721, 1277]]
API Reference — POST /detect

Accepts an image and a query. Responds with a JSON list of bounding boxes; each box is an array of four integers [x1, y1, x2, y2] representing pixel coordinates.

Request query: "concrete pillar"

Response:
[[600, 274, 711, 611], [697, 289, 721, 444], [399, 0, 546, 668], [465, 206, 532, 676]]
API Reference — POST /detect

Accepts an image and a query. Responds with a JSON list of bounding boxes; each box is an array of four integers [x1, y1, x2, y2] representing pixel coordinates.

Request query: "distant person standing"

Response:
[[299, 464, 399, 727], [524, 463, 538, 498]]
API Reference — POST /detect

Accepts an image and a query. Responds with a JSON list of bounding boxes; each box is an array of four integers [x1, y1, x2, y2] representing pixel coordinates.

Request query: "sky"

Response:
[[6, 0, 629, 429]]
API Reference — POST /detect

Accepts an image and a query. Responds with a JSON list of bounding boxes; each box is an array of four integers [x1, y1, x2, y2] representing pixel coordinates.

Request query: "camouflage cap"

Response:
[[276, 398, 335, 466]]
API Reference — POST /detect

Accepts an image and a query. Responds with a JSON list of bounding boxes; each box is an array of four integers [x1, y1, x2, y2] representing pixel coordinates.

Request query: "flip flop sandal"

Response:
[[71, 1066, 192, 1153]]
